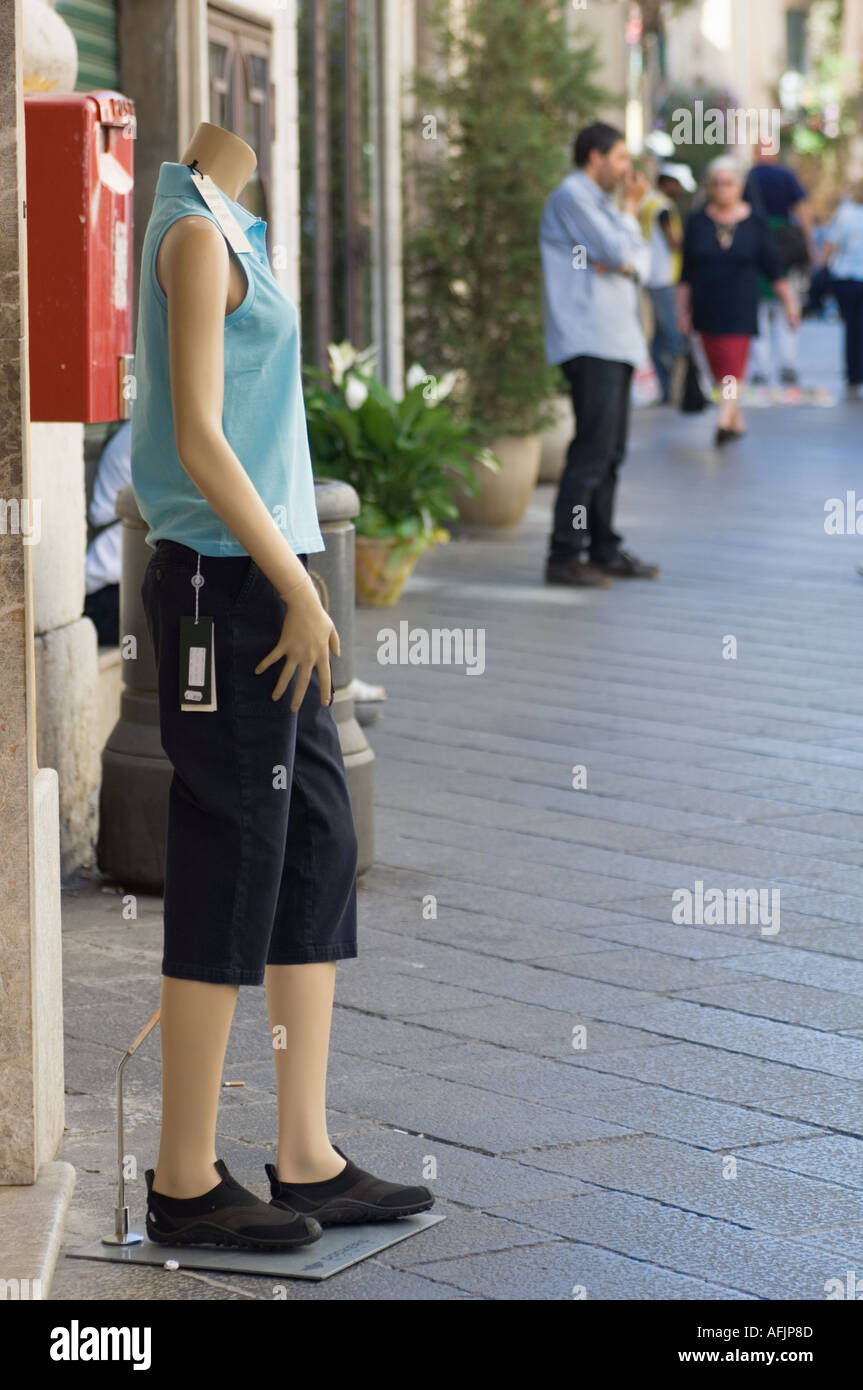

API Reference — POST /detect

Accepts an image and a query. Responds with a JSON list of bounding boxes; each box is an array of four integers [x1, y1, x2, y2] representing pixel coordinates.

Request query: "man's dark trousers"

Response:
[[549, 355, 634, 564], [833, 278, 863, 385]]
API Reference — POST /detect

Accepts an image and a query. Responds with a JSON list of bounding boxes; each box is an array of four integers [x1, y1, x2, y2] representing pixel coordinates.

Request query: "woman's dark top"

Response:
[[680, 209, 784, 335]]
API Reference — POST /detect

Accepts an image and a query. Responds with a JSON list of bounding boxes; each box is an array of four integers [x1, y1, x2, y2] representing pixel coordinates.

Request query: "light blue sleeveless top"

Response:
[[131, 161, 324, 557]]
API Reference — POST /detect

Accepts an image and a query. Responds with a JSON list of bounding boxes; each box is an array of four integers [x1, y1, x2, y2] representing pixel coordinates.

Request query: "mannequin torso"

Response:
[[132, 120, 338, 712]]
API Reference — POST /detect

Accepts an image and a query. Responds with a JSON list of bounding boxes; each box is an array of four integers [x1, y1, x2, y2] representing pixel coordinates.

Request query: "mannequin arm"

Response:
[[159, 215, 338, 709]]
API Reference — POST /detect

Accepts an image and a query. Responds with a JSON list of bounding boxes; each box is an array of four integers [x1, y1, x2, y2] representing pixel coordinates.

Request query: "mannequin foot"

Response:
[[274, 1145, 347, 1186], [267, 1144, 435, 1225], [146, 1158, 322, 1250], [151, 1159, 222, 1200]]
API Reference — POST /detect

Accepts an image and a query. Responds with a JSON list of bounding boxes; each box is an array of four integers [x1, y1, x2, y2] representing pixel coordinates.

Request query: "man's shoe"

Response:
[[595, 550, 660, 579], [145, 1159, 322, 1250], [780, 367, 799, 386], [267, 1146, 435, 1226], [545, 558, 613, 588]]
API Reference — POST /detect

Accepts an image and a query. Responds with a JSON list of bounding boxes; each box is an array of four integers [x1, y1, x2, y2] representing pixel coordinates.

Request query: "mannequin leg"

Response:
[[152, 976, 239, 1197], [265, 962, 345, 1183]]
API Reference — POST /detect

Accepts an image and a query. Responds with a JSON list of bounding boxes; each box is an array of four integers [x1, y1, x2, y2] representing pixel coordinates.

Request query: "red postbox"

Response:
[[25, 91, 135, 423]]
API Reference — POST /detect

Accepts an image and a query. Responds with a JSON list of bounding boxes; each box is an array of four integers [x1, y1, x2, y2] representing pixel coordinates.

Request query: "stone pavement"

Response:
[[52, 322, 863, 1300]]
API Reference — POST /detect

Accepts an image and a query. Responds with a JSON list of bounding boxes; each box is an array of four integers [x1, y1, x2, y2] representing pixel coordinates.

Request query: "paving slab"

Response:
[[732, 1133, 863, 1189], [763, 1087, 863, 1132], [412, 1240, 753, 1301], [672, 979, 863, 1030], [483, 1191, 848, 1300], [324, 1055, 633, 1152], [509, 1136, 863, 1236], [571, 1041, 849, 1101], [551, 1086, 820, 1149]]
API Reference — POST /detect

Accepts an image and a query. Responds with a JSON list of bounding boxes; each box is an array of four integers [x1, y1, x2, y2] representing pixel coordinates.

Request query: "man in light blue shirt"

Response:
[[541, 123, 659, 586], [821, 188, 863, 396]]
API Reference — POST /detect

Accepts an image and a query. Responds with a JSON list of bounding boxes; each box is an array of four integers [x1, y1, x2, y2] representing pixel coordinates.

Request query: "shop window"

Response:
[[207, 7, 274, 228], [297, 0, 377, 370]]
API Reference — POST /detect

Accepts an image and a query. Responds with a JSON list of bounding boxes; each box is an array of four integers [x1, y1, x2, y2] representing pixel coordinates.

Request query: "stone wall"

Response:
[[31, 422, 100, 873], [1, 0, 65, 1184]]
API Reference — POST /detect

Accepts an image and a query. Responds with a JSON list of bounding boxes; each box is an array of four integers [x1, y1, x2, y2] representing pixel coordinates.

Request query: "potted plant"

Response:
[[304, 343, 494, 606], [404, 0, 605, 527]]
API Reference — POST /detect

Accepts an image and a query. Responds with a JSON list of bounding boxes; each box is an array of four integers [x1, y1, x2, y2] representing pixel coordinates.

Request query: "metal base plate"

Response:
[[67, 1213, 444, 1281]]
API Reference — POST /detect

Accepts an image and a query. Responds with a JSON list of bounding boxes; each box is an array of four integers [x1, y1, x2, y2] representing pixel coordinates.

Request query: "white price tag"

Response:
[[189, 172, 253, 255], [187, 644, 207, 688]]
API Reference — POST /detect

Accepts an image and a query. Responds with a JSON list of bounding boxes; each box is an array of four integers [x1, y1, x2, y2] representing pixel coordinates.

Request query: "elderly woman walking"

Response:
[[677, 156, 799, 446]]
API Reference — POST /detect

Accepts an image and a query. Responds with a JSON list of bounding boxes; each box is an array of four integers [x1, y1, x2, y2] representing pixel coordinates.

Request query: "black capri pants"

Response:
[[141, 538, 359, 985]]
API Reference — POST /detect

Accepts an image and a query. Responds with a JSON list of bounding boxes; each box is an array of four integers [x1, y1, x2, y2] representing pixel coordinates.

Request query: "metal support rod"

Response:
[[101, 1008, 161, 1246]]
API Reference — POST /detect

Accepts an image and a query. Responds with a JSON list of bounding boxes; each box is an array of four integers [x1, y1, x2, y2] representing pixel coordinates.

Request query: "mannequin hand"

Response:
[[255, 576, 341, 711]]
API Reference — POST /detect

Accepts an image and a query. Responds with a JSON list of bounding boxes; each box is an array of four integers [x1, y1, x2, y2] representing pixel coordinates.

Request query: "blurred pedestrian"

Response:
[[639, 162, 694, 403], [744, 140, 813, 385], [84, 419, 132, 644], [540, 122, 659, 587], [804, 195, 840, 320], [820, 180, 863, 399], [677, 157, 799, 446]]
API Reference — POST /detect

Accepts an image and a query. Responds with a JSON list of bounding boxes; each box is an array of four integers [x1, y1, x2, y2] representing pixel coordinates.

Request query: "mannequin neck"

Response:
[[179, 123, 256, 203]]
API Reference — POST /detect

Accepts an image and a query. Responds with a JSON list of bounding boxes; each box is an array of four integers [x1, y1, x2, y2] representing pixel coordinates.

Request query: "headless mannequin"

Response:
[[152, 123, 345, 1198]]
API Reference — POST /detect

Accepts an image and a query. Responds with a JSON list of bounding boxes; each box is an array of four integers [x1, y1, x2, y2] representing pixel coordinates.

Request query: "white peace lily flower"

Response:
[[434, 371, 458, 402], [357, 345, 379, 374], [328, 340, 359, 387], [405, 363, 427, 392], [345, 374, 369, 410]]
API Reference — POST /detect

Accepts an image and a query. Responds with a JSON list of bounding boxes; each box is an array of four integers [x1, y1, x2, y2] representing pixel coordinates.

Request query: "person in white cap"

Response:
[[639, 162, 696, 402]]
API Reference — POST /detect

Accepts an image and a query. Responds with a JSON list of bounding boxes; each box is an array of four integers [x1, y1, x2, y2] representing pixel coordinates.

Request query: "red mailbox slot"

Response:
[[25, 91, 135, 423]]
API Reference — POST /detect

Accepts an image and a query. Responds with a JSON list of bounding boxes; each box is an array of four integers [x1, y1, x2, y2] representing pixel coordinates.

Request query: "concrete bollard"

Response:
[[96, 486, 165, 890], [98, 481, 374, 889], [309, 478, 374, 874]]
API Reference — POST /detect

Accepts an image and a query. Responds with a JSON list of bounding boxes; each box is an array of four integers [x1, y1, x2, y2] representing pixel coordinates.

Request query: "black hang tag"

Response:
[[179, 616, 217, 712]]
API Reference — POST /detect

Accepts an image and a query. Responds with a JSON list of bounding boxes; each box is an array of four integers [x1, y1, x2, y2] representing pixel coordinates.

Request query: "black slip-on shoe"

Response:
[[266, 1146, 435, 1226], [145, 1159, 322, 1251]]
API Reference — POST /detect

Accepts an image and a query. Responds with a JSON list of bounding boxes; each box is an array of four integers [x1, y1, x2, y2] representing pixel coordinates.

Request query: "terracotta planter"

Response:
[[456, 433, 542, 528], [354, 534, 426, 607]]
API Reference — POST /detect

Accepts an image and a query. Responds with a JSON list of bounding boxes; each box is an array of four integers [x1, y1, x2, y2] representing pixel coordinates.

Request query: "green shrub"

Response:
[[305, 343, 495, 546], [405, 0, 606, 438]]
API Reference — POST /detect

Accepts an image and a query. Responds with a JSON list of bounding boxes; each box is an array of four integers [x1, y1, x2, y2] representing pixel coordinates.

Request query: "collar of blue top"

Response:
[[155, 161, 265, 231], [570, 168, 614, 209]]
